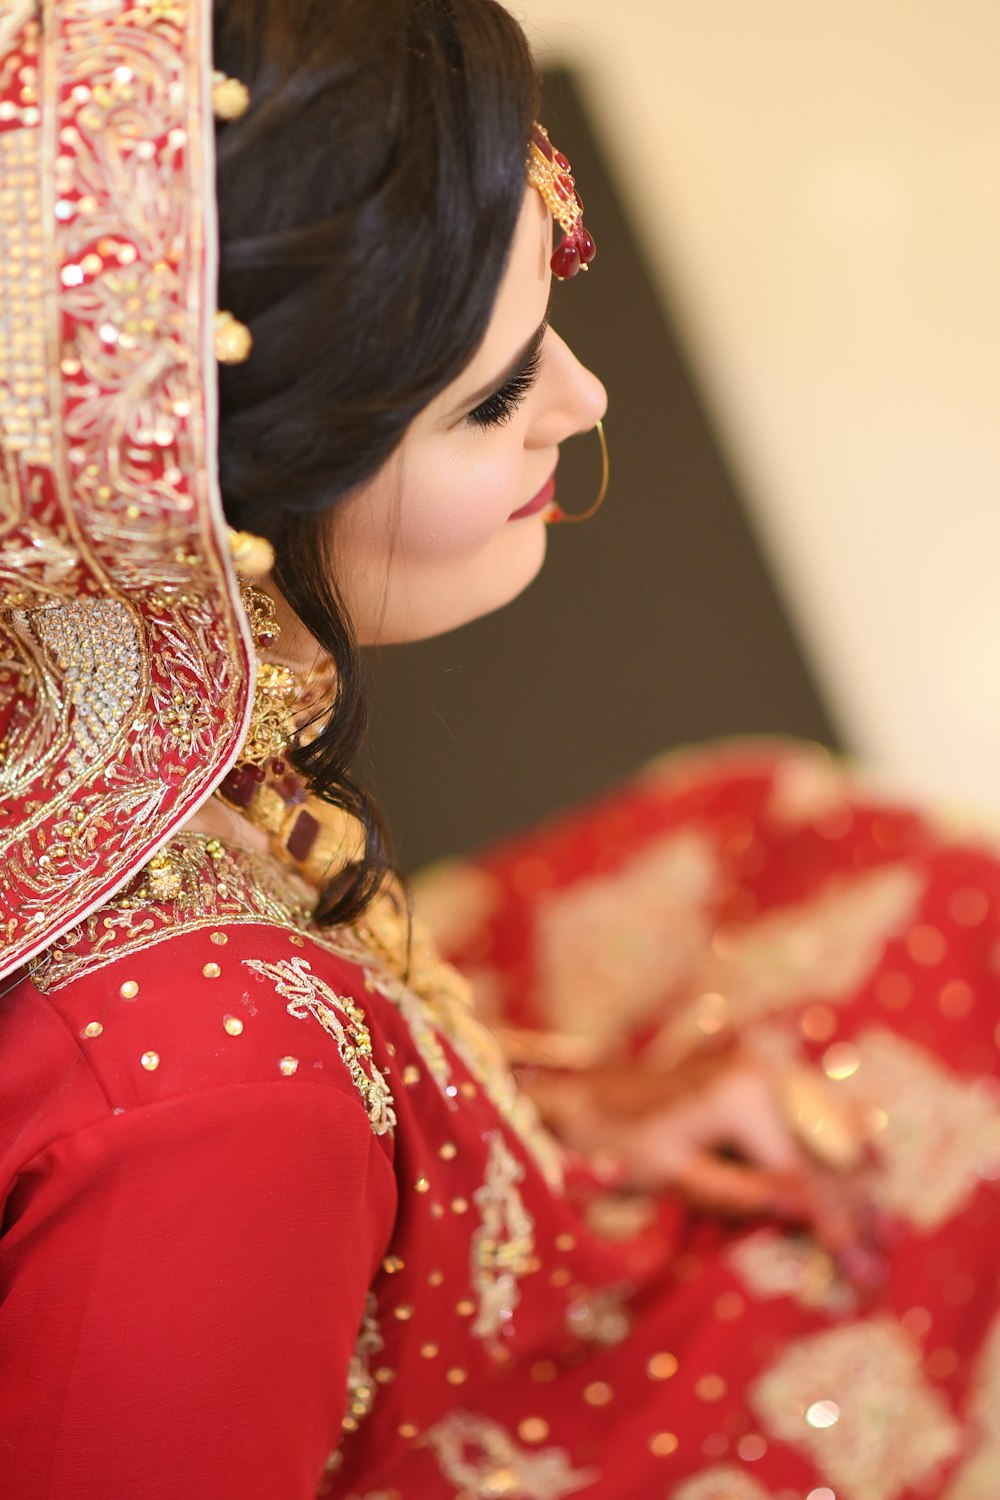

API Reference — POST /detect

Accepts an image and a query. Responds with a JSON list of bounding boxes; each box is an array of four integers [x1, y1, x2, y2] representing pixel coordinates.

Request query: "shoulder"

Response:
[[1, 913, 397, 1188]]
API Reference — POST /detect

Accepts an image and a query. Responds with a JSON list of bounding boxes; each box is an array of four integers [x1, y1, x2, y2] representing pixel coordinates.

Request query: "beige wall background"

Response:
[[516, 0, 1000, 812]]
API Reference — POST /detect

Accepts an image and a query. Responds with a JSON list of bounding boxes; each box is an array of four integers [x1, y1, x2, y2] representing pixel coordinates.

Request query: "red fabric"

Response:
[[3, 742, 1000, 1498]]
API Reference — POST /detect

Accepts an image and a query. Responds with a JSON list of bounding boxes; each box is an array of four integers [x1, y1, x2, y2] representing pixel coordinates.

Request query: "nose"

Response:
[[531, 327, 607, 445]]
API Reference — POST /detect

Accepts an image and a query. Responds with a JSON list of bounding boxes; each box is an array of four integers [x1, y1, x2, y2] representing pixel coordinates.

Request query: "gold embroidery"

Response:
[[751, 1319, 962, 1500], [837, 1028, 1000, 1231], [727, 1227, 855, 1315], [0, 3, 249, 974], [942, 1315, 1000, 1499], [354, 896, 564, 1191], [426, 1411, 597, 1499], [650, 866, 924, 1067], [470, 1133, 536, 1347], [243, 957, 395, 1136], [674, 1470, 774, 1500], [341, 1293, 383, 1434], [533, 831, 720, 1049]]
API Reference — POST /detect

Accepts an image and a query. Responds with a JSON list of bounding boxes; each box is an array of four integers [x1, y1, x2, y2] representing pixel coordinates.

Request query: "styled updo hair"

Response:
[[212, 0, 539, 924]]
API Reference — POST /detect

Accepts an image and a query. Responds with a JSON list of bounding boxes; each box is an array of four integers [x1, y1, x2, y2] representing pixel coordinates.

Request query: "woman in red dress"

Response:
[[0, 3, 997, 1498]]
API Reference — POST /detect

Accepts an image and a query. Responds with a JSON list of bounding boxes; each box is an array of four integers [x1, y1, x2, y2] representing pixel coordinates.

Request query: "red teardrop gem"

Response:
[[551, 241, 581, 280], [554, 151, 571, 170], [578, 227, 597, 264]]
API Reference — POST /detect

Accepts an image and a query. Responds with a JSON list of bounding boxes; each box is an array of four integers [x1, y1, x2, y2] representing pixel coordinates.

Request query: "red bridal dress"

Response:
[[2, 5, 998, 1499], [4, 740, 1000, 1499]]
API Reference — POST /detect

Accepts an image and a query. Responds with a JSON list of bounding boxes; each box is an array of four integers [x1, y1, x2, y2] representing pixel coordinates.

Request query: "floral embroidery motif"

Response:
[[836, 1028, 1000, 1232], [651, 866, 923, 1066], [727, 1228, 855, 1315], [751, 1319, 962, 1500], [341, 1293, 384, 1435], [942, 1314, 1000, 1499], [426, 1411, 597, 1499], [470, 1134, 536, 1346], [244, 957, 395, 1136], [534, 831, 720, 1050], [674, 1469, 774, 1500]]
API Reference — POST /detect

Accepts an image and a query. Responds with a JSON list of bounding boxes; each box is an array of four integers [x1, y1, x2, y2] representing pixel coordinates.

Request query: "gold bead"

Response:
[[414, 1177, 430, 1194], [227, 528, 275, 579], [202, 962, 222, 979], [140, 1050, 160, 1071], [81, 1021, 103, 1038], [214, 309, 252, 364], [223, 1015, 244, 1036], [212, 71, 250, 120], [278, 1055, 299, 1076], [119, 980, 139, 1000]]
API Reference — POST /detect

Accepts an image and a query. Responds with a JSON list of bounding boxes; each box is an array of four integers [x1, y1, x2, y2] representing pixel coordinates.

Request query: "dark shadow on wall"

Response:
[[363, 69, 838, 872]]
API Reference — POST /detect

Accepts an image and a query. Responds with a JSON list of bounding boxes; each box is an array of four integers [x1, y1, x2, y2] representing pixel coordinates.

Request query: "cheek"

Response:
[[394, 438, 519, 562]]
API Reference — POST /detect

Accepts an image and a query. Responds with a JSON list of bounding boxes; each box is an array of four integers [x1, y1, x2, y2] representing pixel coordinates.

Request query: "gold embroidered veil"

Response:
[[0, 1, 253, 980]]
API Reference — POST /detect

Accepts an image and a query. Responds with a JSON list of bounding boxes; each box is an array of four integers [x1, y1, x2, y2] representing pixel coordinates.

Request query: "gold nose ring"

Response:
[[547, 418, 609, 524]]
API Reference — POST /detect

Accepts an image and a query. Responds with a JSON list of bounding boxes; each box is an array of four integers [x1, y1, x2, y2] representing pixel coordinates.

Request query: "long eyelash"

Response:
[[467, 345, 543, 430]]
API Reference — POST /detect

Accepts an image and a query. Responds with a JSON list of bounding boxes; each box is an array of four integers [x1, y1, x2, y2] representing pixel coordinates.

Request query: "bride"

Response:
[[1, 2, 997, 1497]]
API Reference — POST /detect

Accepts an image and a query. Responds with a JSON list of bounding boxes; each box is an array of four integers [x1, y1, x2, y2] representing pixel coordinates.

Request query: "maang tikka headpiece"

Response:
[[527, 123, 596, 280]]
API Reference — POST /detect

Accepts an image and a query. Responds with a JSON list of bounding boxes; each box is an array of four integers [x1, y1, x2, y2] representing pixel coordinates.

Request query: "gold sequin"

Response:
[[445, 1367, 467, 1385], [696, 1374, 727, 1402], [451, 1197, 469, 1214], [456, 1299, 476, 1317], [518, 1417, 550, 1444], [382, 1255, 405, 1274], [278, 1055, 298, 1076], [822, 1041, 861, 1080], [210, 931, 229, 945], [583, 1381, 612, 1406], [140, 1050, 159, 1071], [414, 1176, 430, 1193], [650, 1432, 679, 1456], [202, 961, 221, 979], [428, 1270, 444, 1287], [549, 1268, 571, 1288], [648, 1352, 679, 1381], [223, 1015, 244, 1036], [397, 1422, 418, 1440], [554, 1232, 576, 1252], [430, 1202, 445, 1219], [438, 1141, 458, 1160], [393, 1305, 414, 1321], [907, 924, 947, 966], [81, 1021, 103, 1038], [460, 1080, 476, 1099], [374, 1367, 396, 1385], [402, 1064, 421, 1085], [420, 1343, 439, 1359], [119, 980, 139, 1000]]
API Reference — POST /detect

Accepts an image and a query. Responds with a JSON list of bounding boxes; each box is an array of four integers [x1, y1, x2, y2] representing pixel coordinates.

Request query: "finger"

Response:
[[670, 1153, 807, 1219], [690, 1067, 809, 1176]]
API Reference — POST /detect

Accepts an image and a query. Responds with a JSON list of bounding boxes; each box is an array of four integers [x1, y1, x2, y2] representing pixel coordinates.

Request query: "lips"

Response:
[[508, 470, 556, 521]]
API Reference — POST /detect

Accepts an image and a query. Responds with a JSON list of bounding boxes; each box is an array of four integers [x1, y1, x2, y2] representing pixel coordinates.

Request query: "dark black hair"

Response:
[[212, 0, 539, 923]]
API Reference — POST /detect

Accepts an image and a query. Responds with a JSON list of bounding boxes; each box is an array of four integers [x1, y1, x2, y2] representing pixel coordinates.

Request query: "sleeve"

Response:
[[0, 1080, 396, 1500]]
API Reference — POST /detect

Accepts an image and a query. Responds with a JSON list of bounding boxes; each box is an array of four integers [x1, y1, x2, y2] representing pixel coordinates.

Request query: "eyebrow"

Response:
[[450, 316, 548, 420]]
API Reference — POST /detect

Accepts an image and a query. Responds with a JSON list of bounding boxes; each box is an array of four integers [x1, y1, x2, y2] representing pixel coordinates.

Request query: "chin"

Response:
[[370, 524, 548, 645]]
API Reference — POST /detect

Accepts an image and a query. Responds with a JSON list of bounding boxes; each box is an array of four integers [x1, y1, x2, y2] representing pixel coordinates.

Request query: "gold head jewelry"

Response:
[[227, 528, 275, 580], [545, 419, 609, 524], [214, 308, 253, 364], [212, 70, 250, 120], [528, 123, 597, 281]]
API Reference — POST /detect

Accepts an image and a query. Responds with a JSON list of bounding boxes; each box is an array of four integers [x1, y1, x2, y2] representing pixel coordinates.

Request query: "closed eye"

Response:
[[465, 326, 546, 430]]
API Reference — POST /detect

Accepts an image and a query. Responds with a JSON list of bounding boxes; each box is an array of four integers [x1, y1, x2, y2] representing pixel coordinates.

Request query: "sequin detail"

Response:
[[426, 1410, 597, 1498], [752, 1319, 962, 1500], [244, 956, 395, 1136], [470, 1133, 536, 1346]]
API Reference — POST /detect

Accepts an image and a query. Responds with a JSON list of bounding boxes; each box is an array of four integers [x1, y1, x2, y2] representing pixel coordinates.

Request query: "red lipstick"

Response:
[[508, 471, 556, 522]]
